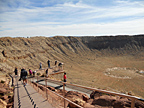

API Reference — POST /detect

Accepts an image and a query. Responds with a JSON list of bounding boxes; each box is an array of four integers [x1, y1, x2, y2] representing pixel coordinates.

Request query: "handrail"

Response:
[[28, 79, 83, 108], [50, 71, 65, 75], [138, 98, 144, 102], [35, 76, 144, 102], [43, 82, 83, 108], [32, 75, 144, 108], [45, 77, 144, 101]]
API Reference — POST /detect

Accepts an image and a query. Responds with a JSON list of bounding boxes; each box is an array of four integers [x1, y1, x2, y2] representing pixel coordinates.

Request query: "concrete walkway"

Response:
[[31, 77, 92, 97], [14, 77, 54, 108]]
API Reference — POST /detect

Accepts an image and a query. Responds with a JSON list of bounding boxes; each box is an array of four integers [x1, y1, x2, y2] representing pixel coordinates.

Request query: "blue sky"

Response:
[[0, 0, 144, 37]]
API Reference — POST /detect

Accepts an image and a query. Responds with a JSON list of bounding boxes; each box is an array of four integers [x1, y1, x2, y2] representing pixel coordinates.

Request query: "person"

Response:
[[45, 69, 48, 77], [29, 69, 32, 76], [58, 62, 62, 70], [63, 72, 67, 86], [20, 68, 28, 86], [39, 62, 42, 69], [47, 60, 50, 68], [14, 67, 18, 77], [55, 60, 57, 66], [33, 71, 36, 77]]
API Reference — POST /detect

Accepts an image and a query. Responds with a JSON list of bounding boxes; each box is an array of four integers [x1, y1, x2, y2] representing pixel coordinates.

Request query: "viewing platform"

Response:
[[14, 77, 54, 108]]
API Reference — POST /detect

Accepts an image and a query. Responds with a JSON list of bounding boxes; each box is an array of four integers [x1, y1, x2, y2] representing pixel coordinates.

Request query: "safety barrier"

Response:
[[28, 78, 82, 108], [29, 75, 144, 108]]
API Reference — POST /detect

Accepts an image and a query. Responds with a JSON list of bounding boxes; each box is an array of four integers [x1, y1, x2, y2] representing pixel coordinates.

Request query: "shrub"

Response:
[[37, 72, 41, 76], [1, 80, 5, 83]]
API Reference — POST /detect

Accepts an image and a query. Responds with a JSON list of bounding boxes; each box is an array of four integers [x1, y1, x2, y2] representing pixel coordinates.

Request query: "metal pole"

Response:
[[33, 77, 34, 87], [63, 83, 66, 108], [37, 75, 38, 82], [45, 78, 48, 100], [37, 75, 39, 92]]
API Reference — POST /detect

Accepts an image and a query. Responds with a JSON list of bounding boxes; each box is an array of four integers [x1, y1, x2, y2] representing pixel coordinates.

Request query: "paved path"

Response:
[[31, 77, 92, 97], [30, 68, 92, 97], [14, 77, 54, 108]]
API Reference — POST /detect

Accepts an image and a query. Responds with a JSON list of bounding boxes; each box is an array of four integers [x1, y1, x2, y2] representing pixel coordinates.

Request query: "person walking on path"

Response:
[[47, 60, 50, 68], [45, 69, 48, 78], [39, 62, 42, 69], [63, 72, 67, 86], [14, 67, 18, 77], [20, 68, 28, 86], [29, 69, 32, 76], [55, 60, 57, 66]]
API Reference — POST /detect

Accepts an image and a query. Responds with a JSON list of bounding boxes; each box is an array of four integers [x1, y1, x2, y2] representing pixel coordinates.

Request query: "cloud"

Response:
[[0, 0, 144, 37], [0, 18, 144, 37]]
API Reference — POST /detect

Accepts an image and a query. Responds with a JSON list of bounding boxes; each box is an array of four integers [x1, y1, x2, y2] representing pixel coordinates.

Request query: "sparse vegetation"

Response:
[[37, 72, 41, 76], [0, 80, 5, 83]]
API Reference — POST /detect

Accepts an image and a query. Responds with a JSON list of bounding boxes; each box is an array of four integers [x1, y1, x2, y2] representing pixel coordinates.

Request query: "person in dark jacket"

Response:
[[47, 60, 50, 68], [14, 67, 18, 76], [20, 68, 28, 86], [55, 60, 57, 66], [45, 69, 48, 77], [58, 62, 62, 70]]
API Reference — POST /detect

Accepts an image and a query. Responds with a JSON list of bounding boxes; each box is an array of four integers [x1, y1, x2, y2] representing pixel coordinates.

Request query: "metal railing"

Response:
[[28, 78, 82, 108], [29, 75, 144, 108]]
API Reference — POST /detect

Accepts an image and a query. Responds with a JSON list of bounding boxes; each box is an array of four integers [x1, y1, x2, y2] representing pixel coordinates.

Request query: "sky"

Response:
[[0, 0, 144, 37]]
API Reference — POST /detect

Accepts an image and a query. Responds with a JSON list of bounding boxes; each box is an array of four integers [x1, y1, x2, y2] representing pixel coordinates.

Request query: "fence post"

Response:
[[63, 83, 66, 108], [131, 98, 135, 108], [33, 77, 34, 87], [45, 78, 48, 100], [37, 75, 39, 92]]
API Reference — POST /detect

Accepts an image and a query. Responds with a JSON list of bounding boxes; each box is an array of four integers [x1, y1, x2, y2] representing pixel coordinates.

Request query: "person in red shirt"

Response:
[[63, 72, 67, 85]]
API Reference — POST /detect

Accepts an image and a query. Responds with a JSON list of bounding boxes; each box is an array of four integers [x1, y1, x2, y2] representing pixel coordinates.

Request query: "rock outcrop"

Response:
[[0, 80, 14, 108]]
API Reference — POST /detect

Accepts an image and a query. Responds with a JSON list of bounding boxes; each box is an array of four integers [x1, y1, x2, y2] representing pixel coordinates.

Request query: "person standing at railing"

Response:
[[63, 72, 67, 86], [33, 71, 36, 77], [14, 67, 18, 77], [58, 62, 62, 70], [39, 62, 42, 69], [47, 60, 50, 68], [29, 69, 32, 76], [45, 69, 48, 77], [55, 60, 57, 66]]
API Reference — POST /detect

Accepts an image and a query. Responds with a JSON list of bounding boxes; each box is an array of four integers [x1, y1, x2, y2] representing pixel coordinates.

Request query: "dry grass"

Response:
[[63, 55, 144, 98]]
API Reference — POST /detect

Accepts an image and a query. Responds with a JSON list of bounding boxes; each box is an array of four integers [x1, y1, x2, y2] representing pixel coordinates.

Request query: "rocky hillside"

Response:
[[1, 35, 144, 63], [0, 34, 144, 73], [81, 35, 144, 56]]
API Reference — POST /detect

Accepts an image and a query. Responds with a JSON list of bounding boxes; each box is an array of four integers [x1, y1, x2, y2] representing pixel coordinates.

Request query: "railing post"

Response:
[[37, 75, 39, 92], [45, 78, 48, 100], [32, 77, 34, 87], [131, 98, 135, 108], [63, 83, 66, 108]]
